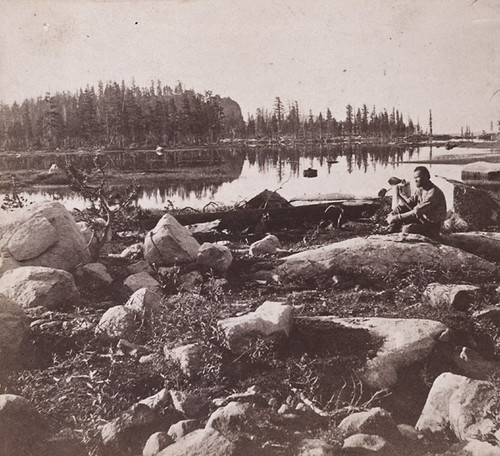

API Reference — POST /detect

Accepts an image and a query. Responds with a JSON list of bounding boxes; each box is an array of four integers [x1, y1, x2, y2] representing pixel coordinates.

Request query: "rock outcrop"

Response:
[[0, 201, 91, 274], [0, 266, 80, 310], [270, 234, 497, 283], [298, 317, 448, 389]]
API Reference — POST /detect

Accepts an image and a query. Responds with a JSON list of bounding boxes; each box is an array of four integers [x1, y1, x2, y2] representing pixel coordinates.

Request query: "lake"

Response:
[[1, 144, 499, 212]]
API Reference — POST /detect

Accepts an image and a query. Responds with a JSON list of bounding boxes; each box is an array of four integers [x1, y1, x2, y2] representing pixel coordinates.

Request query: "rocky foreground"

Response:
[[0, 200, 499, 456]]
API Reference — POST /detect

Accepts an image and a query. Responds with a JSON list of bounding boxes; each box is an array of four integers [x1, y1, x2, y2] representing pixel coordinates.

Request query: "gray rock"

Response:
[[101, 403, 158, 450], [197, 243, 233, 273], [218, 301, 294, 353], [8, 214, 58, 260], [138, 388, 171, 411], [144, 214, 200, 267], [450, 179, 500, 230], [297, 438, 337, 456], [338, 407, 399, 440], [95, 305, 136, 341], [298, 316, 447, 389], [157, 428, 237, 456], [125, 288, 162, 326], [77, 262, 114, 285], [270, 234, 497, 283], [164, 343, 203, 378], [249, 234, 281, 256], [423, 283, 480, 311], [0, 294, 29, 365], [128, 260, 153, 275], [0, 266, 80, 310], [170, 390, 206, 418], [205, 401, 253, 432], [459, 439, 500, 456], [416, 372, 499, 441], [0, 202, 91, 274], [124, 272, 160, 293], [342, 433, 395, 454], [167, 419, 200, 441], [143, 431, 173, 456], [0, 394, 47, 453]]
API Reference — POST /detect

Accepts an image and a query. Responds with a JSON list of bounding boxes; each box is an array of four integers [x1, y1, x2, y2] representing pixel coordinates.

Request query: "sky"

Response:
[[0, 0, 499, 134]]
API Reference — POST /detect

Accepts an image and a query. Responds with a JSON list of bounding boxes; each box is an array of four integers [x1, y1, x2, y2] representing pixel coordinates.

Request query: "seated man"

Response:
[[386, 166, 447, 239]]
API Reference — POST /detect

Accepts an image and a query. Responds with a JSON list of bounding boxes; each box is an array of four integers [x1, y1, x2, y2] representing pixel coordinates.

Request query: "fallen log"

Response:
[[141, 199, 381, 232]]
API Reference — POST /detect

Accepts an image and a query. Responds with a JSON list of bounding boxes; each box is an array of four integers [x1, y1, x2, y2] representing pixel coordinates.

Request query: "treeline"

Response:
[[0, 83, 421, 151], [246, 97, 420, 139], [0, 81, 240, 151]]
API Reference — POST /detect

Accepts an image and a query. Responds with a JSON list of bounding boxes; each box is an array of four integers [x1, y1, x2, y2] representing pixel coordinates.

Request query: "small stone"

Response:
[[338, 407, 399, 440], [164, 343, 203, 378], [95, 305, 136, 341], [277, 404, 294, 415], [249, 234, 281, 256], [205, 402, 253, 432]]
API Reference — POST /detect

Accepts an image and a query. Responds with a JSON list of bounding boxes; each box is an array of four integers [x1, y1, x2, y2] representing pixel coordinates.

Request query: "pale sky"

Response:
[[0, 0, 499, 134]]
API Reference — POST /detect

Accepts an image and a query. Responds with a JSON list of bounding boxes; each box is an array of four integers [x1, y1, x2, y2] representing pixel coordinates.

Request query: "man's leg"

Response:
[[402, 222, 441, 239]]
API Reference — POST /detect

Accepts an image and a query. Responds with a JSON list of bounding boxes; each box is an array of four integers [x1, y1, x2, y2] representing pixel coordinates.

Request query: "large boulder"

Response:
[[218, 301, 294, 353], [0, 201, 91, 274], [0, 266, 80, 310], [416, 372, 499, 441], [157, 428, 237, 456], [298, 317, 448, 390], [0, 294, 29, 367], [270, 234, 497, 283], [144, 214, 200, 267], [443, 232, 500, 262]]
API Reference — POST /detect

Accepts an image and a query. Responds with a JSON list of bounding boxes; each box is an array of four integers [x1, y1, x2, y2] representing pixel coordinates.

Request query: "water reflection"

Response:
[[1, 144, 498, 211]]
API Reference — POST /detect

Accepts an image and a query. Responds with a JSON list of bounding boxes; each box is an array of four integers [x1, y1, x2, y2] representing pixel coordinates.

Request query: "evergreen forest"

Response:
[[0, 81, 420, 151]]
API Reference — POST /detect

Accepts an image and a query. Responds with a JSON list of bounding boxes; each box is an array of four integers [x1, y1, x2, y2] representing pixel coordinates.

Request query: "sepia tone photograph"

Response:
[[0, 0, 499, 455]]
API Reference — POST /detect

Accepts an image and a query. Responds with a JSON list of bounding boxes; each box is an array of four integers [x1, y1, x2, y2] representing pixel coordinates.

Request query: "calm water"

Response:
[[1, 145, 499, 212]]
